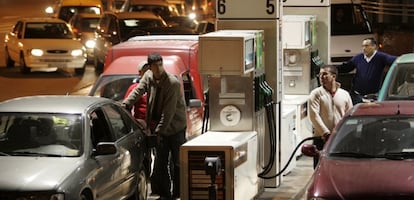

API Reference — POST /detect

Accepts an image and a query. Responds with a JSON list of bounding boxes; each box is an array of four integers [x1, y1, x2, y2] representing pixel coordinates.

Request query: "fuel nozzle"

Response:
[[204, 156, 222, 184]]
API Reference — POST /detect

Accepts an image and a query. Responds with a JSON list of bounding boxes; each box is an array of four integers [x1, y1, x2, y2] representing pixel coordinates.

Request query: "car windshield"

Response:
[[24, 22, 74, 39], [76, 17, 100, 32], [327, 116, 414, 158], [385, 63, 414, 100], [89, 75, 138, 101], [0, 113, 83, 157], [128, 5, 177, 18], [59, 6, 102, 22]]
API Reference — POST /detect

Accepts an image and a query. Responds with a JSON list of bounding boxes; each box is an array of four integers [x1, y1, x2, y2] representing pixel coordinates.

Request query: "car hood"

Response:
[[311, 158, 414, 198], [23, 39, 83, 49], [0, 156, 81, 191]]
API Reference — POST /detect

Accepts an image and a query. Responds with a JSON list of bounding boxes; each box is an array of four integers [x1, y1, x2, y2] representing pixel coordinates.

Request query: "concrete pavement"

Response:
[[256, 156, 314, 200]]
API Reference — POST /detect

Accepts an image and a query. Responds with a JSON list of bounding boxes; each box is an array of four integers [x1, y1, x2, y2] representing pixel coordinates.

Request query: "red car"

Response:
[[302, 101, 414, 199], [89, 55, 204, 140]]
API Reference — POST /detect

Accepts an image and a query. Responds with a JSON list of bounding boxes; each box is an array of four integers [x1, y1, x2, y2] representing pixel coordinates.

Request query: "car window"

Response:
[[75, 17, 100, 32], [182, 73, 196, 106], [327, 117, 414, 156], [90, 109, 114, 148], [59, 6, 102, 22], [331, 4, 372, 35], [24, 22, 73, 39], [101, 104, 134, 139], [90, 75, 138, 101], [384, 63, 414, 99], [129, 5, 176, 18], [0, 113, 82, 157]]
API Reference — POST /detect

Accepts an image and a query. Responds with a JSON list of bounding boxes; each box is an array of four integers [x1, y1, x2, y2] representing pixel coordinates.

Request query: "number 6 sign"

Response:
[[216, 0, 280, 19]]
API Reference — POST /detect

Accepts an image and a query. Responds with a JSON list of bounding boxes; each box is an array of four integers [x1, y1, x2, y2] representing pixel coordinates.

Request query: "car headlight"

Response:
[[71, 49, 84, 57], [31, 49, 44, 56], [188, 12, 196, 20], [85, 40, 96, 49]]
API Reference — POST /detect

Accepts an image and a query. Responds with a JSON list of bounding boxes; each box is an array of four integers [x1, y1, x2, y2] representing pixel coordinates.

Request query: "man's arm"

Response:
[[337, 59, 356, 73], [122, 73, 149, 109]]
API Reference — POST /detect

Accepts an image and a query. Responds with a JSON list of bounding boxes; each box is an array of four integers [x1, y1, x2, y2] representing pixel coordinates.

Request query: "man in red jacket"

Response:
[[124, 61, 150, 124]]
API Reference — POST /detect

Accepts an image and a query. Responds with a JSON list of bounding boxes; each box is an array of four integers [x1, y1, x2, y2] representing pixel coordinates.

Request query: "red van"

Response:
[[89, 55, 204, 139], [104, 35, 205, 105]]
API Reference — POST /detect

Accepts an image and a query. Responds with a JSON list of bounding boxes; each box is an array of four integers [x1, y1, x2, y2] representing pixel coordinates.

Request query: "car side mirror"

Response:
[[301, 143, 319, 157], [94, 142, 117, 155]]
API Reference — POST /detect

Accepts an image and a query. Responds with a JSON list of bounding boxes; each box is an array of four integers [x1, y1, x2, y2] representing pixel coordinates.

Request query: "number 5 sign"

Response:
[[216, 0, 280, 19]]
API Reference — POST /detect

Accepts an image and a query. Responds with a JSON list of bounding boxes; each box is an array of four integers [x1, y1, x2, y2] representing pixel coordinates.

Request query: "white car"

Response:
[[4, 17, 87, 74]]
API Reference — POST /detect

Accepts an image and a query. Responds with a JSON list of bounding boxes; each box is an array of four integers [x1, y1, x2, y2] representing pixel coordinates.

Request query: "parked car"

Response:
[[103, 35, 204, 106], [93, 11, 168, 71], [4, 17, 87, 74], [0, 95, 148, 200], [68, 13, 101, 62], [301, 101, 414, 199], [377, 53, 414, 101], [89, 55, 203, 139]]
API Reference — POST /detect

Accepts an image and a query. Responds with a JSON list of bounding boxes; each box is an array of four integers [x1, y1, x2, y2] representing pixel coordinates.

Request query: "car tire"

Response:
[[75, 65, 86, 75], [128, 167, 148, 200], [80, 192, 91, 200], [5, 47, 15, 68], [19, 54, 30, 74], [94, 53, 104, 73]]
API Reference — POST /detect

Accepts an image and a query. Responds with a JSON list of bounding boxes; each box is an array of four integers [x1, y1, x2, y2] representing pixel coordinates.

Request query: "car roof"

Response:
[[0, 95, 112, 114], [115, 35, 199, 50], [393, 53, 414, 64], [60, 0, 103, 6], [107, 11, 162, 19], [103, 55, 187, 76], [349, 101, 414, 116], [129, 0, 169, 6], [18, 17, 68, 23]]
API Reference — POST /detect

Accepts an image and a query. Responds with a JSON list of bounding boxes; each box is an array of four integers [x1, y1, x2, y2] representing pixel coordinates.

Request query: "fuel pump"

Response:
[[180, 30, 268, 200]]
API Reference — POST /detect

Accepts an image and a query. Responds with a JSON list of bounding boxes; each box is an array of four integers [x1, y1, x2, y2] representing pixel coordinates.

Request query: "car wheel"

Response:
[[128, 168, 148, 200], [94, 53, 104, 72], [80, 193, 91, 200], [19, 54, 30, 74], [5, 47, 15, 68], [75, 65, 86, 75]]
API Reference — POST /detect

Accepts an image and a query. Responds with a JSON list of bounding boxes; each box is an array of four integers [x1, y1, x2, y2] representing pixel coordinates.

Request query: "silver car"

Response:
[[0, 95, 148, 200]]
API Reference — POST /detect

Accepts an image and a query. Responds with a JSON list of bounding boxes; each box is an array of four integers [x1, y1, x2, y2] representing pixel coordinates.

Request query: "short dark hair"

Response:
[[321, 65, 338, 75], [147, 52, 163, 65], [363, 37, 377, 45]]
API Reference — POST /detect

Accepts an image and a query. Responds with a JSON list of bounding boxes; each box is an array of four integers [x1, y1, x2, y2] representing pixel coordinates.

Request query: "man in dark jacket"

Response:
[[123, 52, 187, 199], [337, 37, 397, 105]]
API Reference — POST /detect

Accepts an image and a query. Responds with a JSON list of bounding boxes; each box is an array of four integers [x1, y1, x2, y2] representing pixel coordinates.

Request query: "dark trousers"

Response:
[[151, 129, 186, 198], [313, 137, 325, 169]]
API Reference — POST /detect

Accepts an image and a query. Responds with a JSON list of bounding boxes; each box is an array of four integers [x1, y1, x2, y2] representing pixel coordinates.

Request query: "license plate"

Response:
[[48, 63, 67, 68]]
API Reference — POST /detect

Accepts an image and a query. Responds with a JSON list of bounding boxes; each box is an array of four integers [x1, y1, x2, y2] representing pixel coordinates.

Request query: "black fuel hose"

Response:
[[258, 136, 322, 179]]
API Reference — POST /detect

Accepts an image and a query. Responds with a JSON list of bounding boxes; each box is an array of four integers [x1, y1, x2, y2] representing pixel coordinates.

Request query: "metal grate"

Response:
[[187, 151, 226, 200]]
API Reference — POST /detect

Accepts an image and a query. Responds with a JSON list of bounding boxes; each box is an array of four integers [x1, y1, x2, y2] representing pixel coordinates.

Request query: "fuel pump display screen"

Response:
[[220, 105, 241, 126]]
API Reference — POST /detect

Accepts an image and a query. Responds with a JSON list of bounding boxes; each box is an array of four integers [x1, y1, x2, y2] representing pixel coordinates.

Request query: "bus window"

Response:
[[331, 4, 372, 35]]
